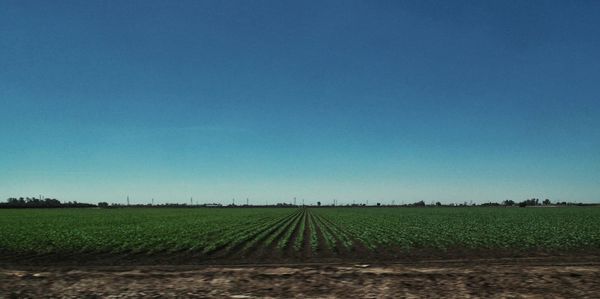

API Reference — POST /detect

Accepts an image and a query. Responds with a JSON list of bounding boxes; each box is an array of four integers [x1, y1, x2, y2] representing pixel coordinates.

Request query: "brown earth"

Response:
[[2, 257, 600, 298], [2, 209, 600, 297]]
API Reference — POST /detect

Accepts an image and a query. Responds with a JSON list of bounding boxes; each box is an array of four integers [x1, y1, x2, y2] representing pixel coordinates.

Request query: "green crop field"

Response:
[[1, 207, 599, 264]]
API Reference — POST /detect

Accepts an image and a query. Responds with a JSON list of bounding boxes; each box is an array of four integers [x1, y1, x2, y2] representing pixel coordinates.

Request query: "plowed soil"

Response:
[[2, 257, 599, 298], [2, 208, 600, 297]]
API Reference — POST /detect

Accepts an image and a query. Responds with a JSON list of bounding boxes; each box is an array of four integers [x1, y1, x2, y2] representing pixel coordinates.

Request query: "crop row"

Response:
[[2, 207, 600, 261]]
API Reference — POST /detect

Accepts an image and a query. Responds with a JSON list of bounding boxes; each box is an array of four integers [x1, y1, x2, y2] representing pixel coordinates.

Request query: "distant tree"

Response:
[[435, 202, 442, 207], [503, 200, 515, 206], [518, 198, 541, 207], [543, 199, 551, 205], [413, 200, 426, 207], [317, 201, 321, 206], [98, 202, 109, 208], [1, 197, 96, 208]]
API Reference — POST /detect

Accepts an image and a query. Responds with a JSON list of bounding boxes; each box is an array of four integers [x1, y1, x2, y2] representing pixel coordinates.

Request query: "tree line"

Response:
[[1, 197, 95, 208], [318, 198, 589, 207], [404, 198, 585, 208], [1, 197, 591, 209]]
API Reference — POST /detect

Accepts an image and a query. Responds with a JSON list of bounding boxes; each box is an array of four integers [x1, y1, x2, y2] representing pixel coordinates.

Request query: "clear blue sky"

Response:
[[1, 1, 599, 204]]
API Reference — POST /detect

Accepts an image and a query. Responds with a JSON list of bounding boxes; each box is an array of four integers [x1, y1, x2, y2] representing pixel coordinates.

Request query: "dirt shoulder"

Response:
[[2, 257, 600, 298]]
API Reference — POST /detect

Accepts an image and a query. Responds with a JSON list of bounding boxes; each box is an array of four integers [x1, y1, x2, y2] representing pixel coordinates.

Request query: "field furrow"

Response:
[[311, 213, 351, 256], [208, 209, 301, 259], [300, 210, 313, 259], [280, 209, 307, 258], [308, 211, 334, 257], [313, 211, 369, 254], [248, 209, 304, 259], [293, 210, 307, 252]]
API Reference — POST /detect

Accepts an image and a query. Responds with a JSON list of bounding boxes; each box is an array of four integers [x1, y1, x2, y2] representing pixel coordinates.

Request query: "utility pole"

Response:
[[233, 198, 235, 206], [152, 198, 154, 206], [190, 197, 193, 205], [127, 195, 130, 206], [302, 198, 305, 206], [294, 197, 296, 206]]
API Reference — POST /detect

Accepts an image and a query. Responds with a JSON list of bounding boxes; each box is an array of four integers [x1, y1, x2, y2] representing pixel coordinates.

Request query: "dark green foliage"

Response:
[[1, 207, 599, 257]]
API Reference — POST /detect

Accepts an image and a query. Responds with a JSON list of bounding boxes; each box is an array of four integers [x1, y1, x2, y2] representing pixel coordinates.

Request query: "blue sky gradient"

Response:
[[1, 1, 599, 204]]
